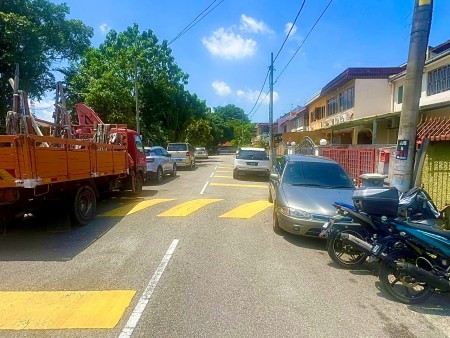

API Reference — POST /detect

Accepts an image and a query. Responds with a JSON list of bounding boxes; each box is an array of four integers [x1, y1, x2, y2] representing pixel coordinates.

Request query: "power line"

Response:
[[275, 0, 334, 84], [168, 0, 224, 45], [248, 91, 269, 120], [246, 69, 270, 118], [273, 0, 307, 63]]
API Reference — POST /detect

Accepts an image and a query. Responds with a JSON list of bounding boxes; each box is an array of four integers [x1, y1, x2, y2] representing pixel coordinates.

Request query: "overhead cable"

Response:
[[168, 0, 225, 45], [275, 0, 333, 84], [246, 69, 270, 118]]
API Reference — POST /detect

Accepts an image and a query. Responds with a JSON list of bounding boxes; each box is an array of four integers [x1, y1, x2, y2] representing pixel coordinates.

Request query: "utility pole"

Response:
[[269, 52, 275, 165], [391, 0, 433, 193], [135, 61, 140, 134]]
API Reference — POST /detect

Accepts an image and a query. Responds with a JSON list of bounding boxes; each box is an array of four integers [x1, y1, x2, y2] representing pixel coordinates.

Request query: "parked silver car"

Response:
[[269, 155, 354, 237], [145, 146, 177, 183], [194, 147, 208, 159], [233, 147, 270, 179]]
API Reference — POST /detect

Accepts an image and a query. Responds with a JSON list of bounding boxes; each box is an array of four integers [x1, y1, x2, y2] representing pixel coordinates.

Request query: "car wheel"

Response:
[[190, 160, 195, 170], [155, 167, 163, 183], [233, 169, 239, 179], [170, 164, 177, 177], [273, 204, 284, 235], [268, 189, 273, 203]]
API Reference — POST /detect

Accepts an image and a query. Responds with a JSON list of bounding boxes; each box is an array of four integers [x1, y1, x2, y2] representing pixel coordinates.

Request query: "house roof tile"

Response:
[[417, 116, 450, 142]]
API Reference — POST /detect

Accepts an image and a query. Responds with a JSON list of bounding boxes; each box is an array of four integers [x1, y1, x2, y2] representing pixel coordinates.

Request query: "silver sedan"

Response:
[[269, 155, 354, 237]]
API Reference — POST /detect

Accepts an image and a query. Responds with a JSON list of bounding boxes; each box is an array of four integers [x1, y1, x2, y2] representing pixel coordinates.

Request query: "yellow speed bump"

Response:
[[213, 175, 233, 178], [210, 183, 267, 189], [158, 199, 223, 217], [220, 201, 272, 219], [0, 290, 135, 330], [99, 199, 175, 217]]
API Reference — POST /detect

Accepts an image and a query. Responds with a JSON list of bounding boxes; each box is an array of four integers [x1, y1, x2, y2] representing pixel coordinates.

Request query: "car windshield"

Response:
[[237, 150, 269, 160], [167, 144, 187, 151], [282, 161, 353, 188]]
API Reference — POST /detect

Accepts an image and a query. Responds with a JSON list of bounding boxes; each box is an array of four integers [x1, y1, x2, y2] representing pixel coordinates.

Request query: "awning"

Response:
[[417, 116, 450, 142]]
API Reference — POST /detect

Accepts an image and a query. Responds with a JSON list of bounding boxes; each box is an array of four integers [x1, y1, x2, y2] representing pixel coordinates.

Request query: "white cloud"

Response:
[[212, 81, 232, 96], [284, 22, 297, 36], [237, 90, 279, 104], [240, 15, 272, 34], [202, 28, 257, 60], [30, 99, 54, 121], [99, 23, 110, 35]]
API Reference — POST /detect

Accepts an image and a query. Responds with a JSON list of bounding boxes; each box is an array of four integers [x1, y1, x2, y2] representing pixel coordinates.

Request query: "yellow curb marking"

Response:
[[0, 290, 135, 330], [210, 183, 267, 189], [99, 199, 175, 217], [158, 199, 223, 217], [220, 201, 273, 219]]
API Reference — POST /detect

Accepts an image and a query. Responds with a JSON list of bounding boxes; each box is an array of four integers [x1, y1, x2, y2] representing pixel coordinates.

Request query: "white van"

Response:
[[167, 143, 195, 170]]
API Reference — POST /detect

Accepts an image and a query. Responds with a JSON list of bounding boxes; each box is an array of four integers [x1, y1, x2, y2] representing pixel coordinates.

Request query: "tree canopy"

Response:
[[0, 0, 93, 131], [66, 24, 208, 144]]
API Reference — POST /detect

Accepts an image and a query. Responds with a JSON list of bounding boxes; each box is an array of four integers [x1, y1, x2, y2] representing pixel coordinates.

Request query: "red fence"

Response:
[[321, 148, 376, 184]]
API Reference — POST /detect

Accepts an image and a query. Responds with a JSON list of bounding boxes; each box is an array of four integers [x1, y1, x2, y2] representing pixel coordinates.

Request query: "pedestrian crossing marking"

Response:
[[0, 290, 135, 329], [157, 199, 223, 217], [210, 183, 267, 189], [99, 199, 175, 217], [213, 175, 233, 178], [219, 201, 272, 219]]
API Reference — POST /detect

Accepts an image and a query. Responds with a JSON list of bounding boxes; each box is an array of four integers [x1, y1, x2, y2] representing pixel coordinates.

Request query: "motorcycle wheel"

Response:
[[379, 249, 434, 304], [327, 229, 368, 268]]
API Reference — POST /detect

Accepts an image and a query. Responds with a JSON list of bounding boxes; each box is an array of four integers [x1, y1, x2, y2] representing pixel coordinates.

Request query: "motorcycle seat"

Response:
[[403, 221, 450, 240]]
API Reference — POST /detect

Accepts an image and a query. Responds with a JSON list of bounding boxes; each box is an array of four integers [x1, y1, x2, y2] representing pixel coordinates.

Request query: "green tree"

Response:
[[66, 24, 208, 142], [185, 119, 213, 146], [0, 0, 93, 131], [207, 104, 249, 145]]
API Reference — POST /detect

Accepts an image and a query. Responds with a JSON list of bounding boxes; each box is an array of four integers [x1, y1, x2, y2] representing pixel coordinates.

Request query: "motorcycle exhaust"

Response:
[[396, 262, 450, 291], [339, 233, 373, 256]]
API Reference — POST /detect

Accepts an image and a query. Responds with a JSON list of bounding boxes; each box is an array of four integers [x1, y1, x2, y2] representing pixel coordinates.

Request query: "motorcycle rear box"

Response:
[[352, 187, 399, 216]]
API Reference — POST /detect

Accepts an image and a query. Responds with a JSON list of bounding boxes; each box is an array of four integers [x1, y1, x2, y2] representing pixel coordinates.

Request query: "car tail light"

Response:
[[146, 158, 155, 163], [186, 151, 190, 157]]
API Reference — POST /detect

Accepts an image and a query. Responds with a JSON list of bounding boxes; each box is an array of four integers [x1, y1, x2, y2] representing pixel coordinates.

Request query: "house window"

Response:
[[398, 85, 403, 104], [338, 87, 355, 112], [327, 97, 338, 116], [312, 106, 325, 121], [427, 64, 450, 95], [294, 118, 300, 129]]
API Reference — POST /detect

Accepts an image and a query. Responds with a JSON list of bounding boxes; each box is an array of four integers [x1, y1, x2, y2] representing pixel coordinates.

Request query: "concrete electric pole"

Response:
[[391, 0, 433, 193]]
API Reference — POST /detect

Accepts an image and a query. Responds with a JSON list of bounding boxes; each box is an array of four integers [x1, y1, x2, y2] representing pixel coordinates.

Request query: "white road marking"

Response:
[[200, 181, 209, 195], [210, 172, 214, 178], [119, 239, 179, 338]]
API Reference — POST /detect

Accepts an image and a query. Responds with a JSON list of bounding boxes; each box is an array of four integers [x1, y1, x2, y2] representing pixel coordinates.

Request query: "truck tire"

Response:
[[69, 185, 96, 226], [134, 172, 143, 193]]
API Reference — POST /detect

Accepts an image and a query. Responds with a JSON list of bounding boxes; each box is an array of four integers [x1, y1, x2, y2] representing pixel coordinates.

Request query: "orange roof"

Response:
[[417, 116, 450, 142]]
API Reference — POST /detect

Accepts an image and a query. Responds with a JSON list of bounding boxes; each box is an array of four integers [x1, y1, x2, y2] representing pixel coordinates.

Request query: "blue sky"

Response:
[[35, 0, 450, 123]]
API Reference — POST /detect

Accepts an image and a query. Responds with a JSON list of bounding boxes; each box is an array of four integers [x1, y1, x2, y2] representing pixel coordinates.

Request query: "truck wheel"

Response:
[[134, 173, 144, 193], [69, 185, 96, 226]]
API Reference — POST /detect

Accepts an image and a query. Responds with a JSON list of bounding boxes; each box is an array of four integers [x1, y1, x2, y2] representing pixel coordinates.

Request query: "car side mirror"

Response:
[[167, 153, 172, 157], [270, 173, 279, 180]]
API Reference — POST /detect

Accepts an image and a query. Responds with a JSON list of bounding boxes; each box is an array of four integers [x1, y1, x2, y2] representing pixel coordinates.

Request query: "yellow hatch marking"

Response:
[[158, 199, 223, 217], [216, 170, 232, 173], [0, 290, 135, 330], [210, 183, 267, 189], [220, 201, 273, 219], [99, 199, 175, 217], [213, 175, 233, 178]]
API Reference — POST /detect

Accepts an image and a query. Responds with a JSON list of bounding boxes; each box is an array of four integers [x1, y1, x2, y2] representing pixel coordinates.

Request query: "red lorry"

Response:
[[0, 102, 146, 226]]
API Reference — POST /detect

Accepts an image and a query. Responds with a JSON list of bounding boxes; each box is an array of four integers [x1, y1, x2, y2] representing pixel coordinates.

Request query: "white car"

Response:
[[233, 147, 270, 179], [194, 147, 208, 159]]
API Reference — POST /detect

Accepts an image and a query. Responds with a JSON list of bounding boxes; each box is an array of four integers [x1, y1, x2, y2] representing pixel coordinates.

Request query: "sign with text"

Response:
[[396, 140, 409, 160]]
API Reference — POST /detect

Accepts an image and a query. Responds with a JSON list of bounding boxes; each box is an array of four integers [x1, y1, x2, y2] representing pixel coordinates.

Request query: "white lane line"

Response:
[[200, 181, 209, 195], [210, 172, 214, 178], [119, 239, 179, 338]]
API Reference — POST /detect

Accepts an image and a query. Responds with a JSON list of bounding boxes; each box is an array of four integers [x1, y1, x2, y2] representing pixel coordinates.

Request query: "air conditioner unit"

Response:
[[387, 118, 399, 129]]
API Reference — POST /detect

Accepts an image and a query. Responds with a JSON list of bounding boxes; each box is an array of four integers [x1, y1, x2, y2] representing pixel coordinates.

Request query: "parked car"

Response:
[[145, 146, 177, 183], [194, 147, 208, 159], [167, 142, 195, 170], [233, 147, 270, 179], [269, 155, 354, 237]]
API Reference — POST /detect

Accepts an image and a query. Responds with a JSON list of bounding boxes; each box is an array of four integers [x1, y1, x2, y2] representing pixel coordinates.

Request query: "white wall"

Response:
[[354, 79, 392, 118]]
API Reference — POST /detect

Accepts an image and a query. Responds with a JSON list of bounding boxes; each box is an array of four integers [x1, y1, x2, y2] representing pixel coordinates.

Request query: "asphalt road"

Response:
[[0, 155, 449, 338]]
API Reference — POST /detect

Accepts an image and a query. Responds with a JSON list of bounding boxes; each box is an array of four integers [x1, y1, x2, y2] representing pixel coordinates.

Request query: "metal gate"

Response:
[[295, 137, 315, 155], [321, 148, 376, 184]]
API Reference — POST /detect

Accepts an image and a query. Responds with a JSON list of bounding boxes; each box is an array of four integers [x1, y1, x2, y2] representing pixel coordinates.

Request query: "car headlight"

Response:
[[278, 207, 311, 219]]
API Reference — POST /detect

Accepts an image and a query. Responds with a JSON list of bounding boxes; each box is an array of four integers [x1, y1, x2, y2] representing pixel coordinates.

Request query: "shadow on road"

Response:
[[282, 232, 326, 251], [0, 190, 159, 262]]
